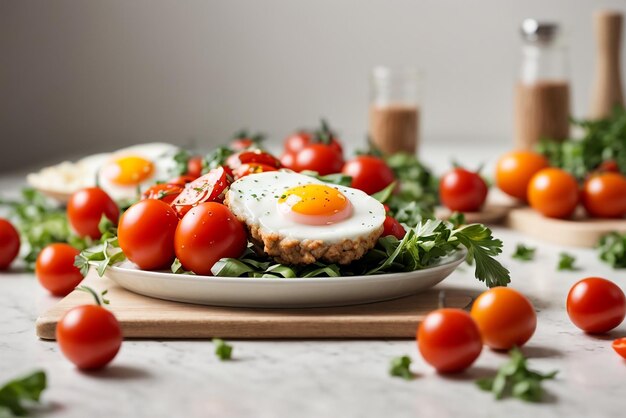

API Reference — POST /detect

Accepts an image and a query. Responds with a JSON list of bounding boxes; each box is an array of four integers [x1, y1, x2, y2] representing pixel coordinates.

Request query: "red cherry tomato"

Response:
[[294, 144, 344, 176], [0, 218, 20, 270], [470, 287, 536, 350], [342, 156, 395, 195], [168, 175, 197, 186], [527, 168, 579, 219], [226, 150, 282, 170], [581, 173, 626, 218], [280, 152, 298, 171], [597, 160, 620, 173], [612, 337, 626, 359], [284, 126, 343, 155], [172, 167, 232, 212], [117, 200, 179, 270], [187, 156, 204, 178], [233, 163, 278, 179], [417, 308, 483, 373], [174, 202, 247, 275], [67, 188, 119, 240], [231, 138, 255, 151], [382, 216, 406, 239], [284, 131, 313, 154], [141, 183, 184, 205], [439, 168, 488, 212], [36, 243, 84, 296], [567, 277, 626, 334], [56, 299, 122, 370]]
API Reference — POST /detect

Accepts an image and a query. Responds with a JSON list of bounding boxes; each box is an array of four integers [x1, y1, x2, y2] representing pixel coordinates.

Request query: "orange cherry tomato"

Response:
[[527, 168, 579, 219], [117, 200, 179, 270], [57, 299, 122, 369], [495, 151, 549, 201], [567, 277, 626, 334], [67, 188, 119, 240], [582, 172, 626, 218], [0, 218, 20, 270], [612, 337, 626, 359], [470, 287, 537, 350], [417, 308, 483, 373], [36, 243, 84, 296], [141, 183, 184, 205]]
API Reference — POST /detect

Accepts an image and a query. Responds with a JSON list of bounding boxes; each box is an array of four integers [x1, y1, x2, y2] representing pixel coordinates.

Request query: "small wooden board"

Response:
[[506, 207, 626, 247], [36, 274, 473, 340]]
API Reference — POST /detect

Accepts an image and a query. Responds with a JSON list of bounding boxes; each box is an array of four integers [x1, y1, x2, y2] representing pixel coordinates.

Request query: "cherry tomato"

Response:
[[612, 337, 626, 360], [168, 175, 197, 186], [439, 168, 488, 212], [470, 287, 536, 350], [231, 138, 255, 151], [118, 200, 179, 270], [597, 160, 620, 173], [582, 173, 626, 218], [382, 216, 406, 239], [141, 183, 184, 205], [67, 188, 119, 240], [187, 156, 204, 178], [567, 277, 626, 334], [174, 202, 247, 275], [56, 295, 122, 369], [172, 167, 232, 213], [0, 218, 20, 270], [527, 168, 579, 219], [280, 152, 298, 171], [342, 156, 395, 195], [495, 151, 549, 201], [226, 150, 281, 170], [294, 144, 344, 175], [36, 243, 84, 296], [284, 124, 343, 155], [233, 163, 278, 179], [284, 131, 313, 154], [417, 308, 483, 373]]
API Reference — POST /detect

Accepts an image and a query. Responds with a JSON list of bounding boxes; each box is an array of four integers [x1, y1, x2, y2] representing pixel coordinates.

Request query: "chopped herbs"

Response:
[[597, 232, 626, 268], [557, 252, 578, 271], [476, 347, 557, 402], [389, 356, 414, 380], [512, 244, 536, 261], [212, 338, 233, 361], [0, 370, 47, 417]]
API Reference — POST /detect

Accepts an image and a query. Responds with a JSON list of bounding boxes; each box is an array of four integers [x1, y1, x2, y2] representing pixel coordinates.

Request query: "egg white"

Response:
[[227, 171, 386, 243]]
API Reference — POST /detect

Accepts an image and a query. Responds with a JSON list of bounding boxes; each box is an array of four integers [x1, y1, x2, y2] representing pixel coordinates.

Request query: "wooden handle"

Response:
[[590, 10, 624, 119]]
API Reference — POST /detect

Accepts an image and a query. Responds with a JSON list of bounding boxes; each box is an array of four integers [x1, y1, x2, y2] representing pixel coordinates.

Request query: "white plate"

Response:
[[104, 249, 467, 308]]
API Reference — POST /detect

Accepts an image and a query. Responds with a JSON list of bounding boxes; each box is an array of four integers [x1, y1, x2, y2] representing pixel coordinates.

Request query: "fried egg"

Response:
[[97, 143, 180, 201], [226, 171, 386, 243]]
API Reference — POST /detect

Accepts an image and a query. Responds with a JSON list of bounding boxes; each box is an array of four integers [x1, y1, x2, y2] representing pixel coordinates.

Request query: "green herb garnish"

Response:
[[389, 356, 414, 380], [212, 338, 233, 361], [557, 252, 578, 271], [512, 244, 536, 261], [476, 347, 557, 402], [597, 232, 626, 268], [0, 370, 47, 417]]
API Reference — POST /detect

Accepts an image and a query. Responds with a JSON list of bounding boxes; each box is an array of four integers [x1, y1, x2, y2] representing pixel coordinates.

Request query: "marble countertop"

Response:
[[1, 144, 625, 418]]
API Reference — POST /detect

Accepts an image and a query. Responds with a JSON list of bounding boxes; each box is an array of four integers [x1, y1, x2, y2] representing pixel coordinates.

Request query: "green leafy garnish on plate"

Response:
[[476, 347, 557, 402], [557, 252, 578, 271], [212, 338, 233, 361], [0, 370, 47, 417], [597, 232, 626, 268], [389, 356, 414, 380], [512, 244, 536, 261]]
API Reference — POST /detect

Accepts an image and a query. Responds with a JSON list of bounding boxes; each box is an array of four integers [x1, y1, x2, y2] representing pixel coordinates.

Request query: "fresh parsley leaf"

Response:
[[557, 252, 578, 271], [0, 370, 47, 417], [75, 236, 126, 277], [389, 356, 414, 380], [172, 149, 191, 177], [204, 146, 233, 171], [512, 244, 536, 261], [597, 232, 626, 268], [212, 338, 233, 361], [476, 347, 557, 402]]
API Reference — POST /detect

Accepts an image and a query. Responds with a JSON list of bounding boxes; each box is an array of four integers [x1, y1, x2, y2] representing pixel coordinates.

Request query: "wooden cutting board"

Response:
[[36, 274, 473, 340]]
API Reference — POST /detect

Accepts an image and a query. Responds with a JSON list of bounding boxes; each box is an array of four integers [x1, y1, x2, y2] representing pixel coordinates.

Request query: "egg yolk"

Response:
[[105, 156, 154, 186], [277, 184, 352, 225]]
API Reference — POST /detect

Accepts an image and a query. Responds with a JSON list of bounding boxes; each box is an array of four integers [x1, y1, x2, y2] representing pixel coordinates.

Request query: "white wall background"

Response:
[[1, 0, 625, 171]]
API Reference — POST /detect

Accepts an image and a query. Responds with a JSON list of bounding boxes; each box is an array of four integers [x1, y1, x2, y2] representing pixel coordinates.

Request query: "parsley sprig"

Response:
[[212, 338, 233, 361], [476, 347, 557, 402], [557, 252, 578, 271], [389, 356, 415, 380], [0, 370, 47, 417], [512, 244, 536, 261], [598, 232, 626, 268]]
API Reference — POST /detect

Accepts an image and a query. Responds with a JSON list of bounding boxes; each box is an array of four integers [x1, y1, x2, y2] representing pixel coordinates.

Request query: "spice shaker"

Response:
[[514, 19, 571, 149]]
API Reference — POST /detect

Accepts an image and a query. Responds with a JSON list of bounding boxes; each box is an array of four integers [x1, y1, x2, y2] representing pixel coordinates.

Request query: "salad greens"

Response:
[[512, 244, 536, 261], [212, 338, 233, 361], [389, 356, 415, 380], [476, 347, 557, 403], [0, 370, 47, 417], [537, 105, 626, 181], [597, 232, 626, 268], [557, 252, 578, 271]]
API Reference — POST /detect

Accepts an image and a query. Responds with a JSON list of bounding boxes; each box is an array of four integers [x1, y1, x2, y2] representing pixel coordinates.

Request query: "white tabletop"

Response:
[[1, 143, 625, 418]]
